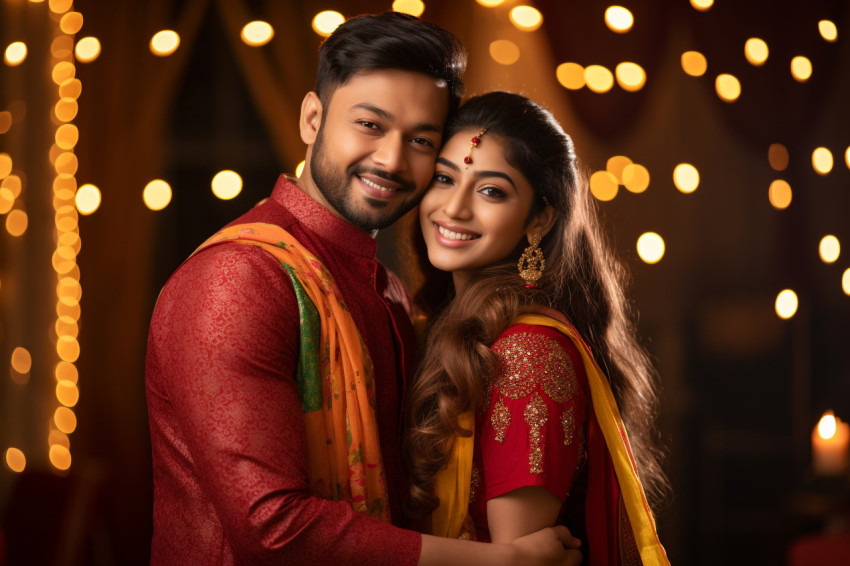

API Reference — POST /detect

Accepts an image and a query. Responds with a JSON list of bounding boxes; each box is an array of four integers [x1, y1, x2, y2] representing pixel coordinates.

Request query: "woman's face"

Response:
[[419, 129, 540, 282]]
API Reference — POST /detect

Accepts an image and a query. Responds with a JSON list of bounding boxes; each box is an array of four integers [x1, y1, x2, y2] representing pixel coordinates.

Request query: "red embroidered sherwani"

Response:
[[145, 176, 421, 565]]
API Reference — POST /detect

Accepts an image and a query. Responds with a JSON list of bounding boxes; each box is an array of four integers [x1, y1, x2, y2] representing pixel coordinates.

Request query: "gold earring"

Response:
[[517, 233, 545, 288]]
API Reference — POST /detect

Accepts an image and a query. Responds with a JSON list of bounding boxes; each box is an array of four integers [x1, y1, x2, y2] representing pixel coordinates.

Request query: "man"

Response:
[[146, 12, 579, 565]]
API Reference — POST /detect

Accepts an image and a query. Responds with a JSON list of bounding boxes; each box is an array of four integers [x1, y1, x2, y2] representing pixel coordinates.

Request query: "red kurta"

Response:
[[145, 176, 422, 565], [470, 324, 589, 542]]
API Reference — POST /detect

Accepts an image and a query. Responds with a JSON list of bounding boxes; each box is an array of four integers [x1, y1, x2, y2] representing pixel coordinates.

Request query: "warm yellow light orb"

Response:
[[49, 444, 72, 471], [0, 111, 11, 134], [744, 38, 768, 66], [843, 268, 850, 296], [715, 73, 741, 102], [510, 6, 543, 31], [589, 170, 618, 201], [791, 56, 812, 82], [606, 155, 632, 184], [75, 184, 101, 215], [49, 0, 73, 14], [4, 42, 27, 66], [11, 347, 32, 374], [489, 40, 520, 66], [637, 232, 665, 264], [393, 0, 425, 17], [55, 98, 79, 122], [5, 448, 25, 473], [819, 235, 840, 264], [212, 170, 243, 200], [690, 0, 713, 10], [818, 411, 837, 439], [56, 379, 80, 407], [59, 77, 82, 99], [75, 37, 101, 62], [615, 62, 646, 91], [313, 11, 345, 38], [143, 179, 172, 211], [556, 62, 585, 90], [775, 289, 798, 319], [59, 11, 83, 34], [818, 20, 837, 42], [585, 65, 614, 93], [846, 147, 850, 170], [52, 61, 76, 85], [295, 161, 305, 178], [681, 51, 707, 77], [55, 361, 78, 383], [0, 152, 11, 178], [768, 179, 792, 209], [673, 163, 700, 193], [55, 123, 79, 149], [150, 30, 180, 56], [768, 143, 789, 171], [476, 0, 504, 6], [241, 21, 274, 47], [605, 6, 633, 33], [622, 163, 650, 193], [812, 147, 833, 175], [57, 335, 80, 363], [54, 407, 77, 434], [6, 209, 28, 236]]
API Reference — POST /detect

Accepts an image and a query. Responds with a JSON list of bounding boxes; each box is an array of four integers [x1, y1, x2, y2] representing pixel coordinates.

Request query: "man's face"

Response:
[[303, 69, 449, 232]]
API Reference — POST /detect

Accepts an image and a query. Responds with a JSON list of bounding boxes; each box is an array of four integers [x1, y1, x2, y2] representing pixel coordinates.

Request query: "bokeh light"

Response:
[[843, 269, 850, 295], [681, 51, 707, 77], [768, 143, 789, 171], [211, 170, 242, 200], [75, 37, 101, 62], [313, 11, 345, 37], [0, 111, 11, 134], [812, 147, 833, 175], [75, 183, 101, 215], [744, 38, 768, 66], [55, 123, 79, 149], [295, 160, 305, 178], [52, 61, 75, 85], [818, 20, 837, 42], [11, 347, 32, 374], [768, 180, 792, 209], [54, 407, 77, 434], [585, 65, 614, 93], [690, 0, 713, 10], [5, 448, 25, 473], [4, 42, 27, 66], [49, 444, 72, 471], [476, 0, 505, 5], [490, 40, 520, 65], [241, 21, 274, 47], [606, 155, 632, 184], [49, 0, 73, 14], [56, 379, 80, 407], [6, 209, 28, 236], [605, 6, 633, 33], [150, 30, 180, 56], [637, 232, 665, 264], [393, 0, 425, 17], [622, 163, 650, 193], [59, 11, 83, 34], [510, 6, 543, 31], [615, 62, 646, 91], [791, 56, 812, 82], [589, 170, 618, 201], [819, 235, 840, 263], [775, 289, 798, 319], [715, 74, 741, 102], [556, 62, 585, 90], [143, 179, 172, 211], [673, 163, 699, 193]]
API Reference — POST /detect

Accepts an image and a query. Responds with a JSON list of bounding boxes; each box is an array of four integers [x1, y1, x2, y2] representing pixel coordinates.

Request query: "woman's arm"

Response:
[[418, 526, 582, 566], [486, 486, 563, 543]]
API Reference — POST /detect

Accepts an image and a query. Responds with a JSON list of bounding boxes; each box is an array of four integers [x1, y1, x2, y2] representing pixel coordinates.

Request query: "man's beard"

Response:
[[310, 123, 419, 232]]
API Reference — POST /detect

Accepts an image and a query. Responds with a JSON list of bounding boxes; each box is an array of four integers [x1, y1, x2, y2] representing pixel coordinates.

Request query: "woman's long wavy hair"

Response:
[[403, 91, 670, 520]]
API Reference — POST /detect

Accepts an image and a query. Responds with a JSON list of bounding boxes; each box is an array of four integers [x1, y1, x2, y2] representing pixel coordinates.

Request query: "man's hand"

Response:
[[511, 525, 583, 566]]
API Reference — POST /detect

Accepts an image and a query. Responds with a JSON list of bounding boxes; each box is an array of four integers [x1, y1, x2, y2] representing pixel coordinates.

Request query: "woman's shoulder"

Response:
[[492, 321, 581, 358]]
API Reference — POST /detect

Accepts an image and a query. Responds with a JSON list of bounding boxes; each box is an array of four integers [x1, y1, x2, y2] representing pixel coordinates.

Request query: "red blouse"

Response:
[[469, 323, 589, 542], [145, 176, 421, 565]]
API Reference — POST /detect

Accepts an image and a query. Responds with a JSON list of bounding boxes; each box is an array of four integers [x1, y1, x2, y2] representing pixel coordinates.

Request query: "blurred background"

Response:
[[2, 0, 850, 564]]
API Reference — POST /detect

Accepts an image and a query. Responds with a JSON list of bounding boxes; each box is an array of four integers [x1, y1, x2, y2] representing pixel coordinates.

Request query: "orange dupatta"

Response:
[[193, 222, 390, 521]]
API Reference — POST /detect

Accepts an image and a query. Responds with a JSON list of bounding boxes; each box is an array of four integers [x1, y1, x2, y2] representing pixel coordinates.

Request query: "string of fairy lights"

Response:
[[1, 0, 849, 475]]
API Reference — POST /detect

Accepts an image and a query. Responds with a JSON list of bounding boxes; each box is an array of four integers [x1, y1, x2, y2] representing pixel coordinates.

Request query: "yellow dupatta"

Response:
[[431, 313, 669, 565], [193, 222, 390, 521]]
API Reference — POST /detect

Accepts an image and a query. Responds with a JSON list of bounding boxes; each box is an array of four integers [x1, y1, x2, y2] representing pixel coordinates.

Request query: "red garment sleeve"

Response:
[[146, 244, 421, 565], [479, 325, 588, 505]]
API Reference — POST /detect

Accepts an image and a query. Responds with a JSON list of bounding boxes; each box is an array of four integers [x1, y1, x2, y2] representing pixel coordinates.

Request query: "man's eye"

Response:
[[411, 137, 434, 148], [358, 121, 379, 130]]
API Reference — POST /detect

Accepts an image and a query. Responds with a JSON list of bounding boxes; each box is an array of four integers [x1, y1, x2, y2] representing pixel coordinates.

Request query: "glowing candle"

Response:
[[812, 411, 849, 475]]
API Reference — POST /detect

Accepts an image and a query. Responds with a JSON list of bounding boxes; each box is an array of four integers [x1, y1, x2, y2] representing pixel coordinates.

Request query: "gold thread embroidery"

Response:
[[561, 405, 575, 446], [523, 392, 548, 474], [491, 397, 511, 443], [469, 464, 481, 503], [492, 332, 578, 402]]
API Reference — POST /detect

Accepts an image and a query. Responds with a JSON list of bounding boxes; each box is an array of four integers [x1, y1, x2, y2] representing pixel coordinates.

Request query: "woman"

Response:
[[404, 92, 670, 565]]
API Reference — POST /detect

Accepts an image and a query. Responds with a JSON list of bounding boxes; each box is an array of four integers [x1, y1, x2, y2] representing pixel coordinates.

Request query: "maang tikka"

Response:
[[464, 128, 488, 165], [517, 233, 545, 288]]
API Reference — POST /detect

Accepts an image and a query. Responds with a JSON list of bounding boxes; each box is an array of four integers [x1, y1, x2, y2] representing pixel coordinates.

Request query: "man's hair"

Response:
[[316, 12, 466, 114]]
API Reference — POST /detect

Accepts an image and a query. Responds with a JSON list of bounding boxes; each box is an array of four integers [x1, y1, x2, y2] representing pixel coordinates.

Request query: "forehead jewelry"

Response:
[[464, 128, 488, 166]]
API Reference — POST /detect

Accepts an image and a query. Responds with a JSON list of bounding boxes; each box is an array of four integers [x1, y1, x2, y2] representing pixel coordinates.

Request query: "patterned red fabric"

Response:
[[469, 324, 589, 542], [145, 176, 421, 565]]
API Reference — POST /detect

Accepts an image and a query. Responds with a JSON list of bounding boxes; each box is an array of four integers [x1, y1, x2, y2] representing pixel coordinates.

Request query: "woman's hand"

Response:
[[511, 525, 583, 566]]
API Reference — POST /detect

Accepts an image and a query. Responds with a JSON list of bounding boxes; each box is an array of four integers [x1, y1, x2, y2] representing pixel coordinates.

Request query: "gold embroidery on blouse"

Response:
[[523, 392, 548, 474], [491, 397, 511, 443], [469, 464, 481, 503], [561, 405, 575, 446], [492, 332, 577, 403]]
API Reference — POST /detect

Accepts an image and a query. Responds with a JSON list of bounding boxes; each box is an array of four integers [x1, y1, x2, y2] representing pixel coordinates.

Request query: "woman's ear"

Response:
[[299, 91, 322, 145], [526, 204, 558, 243]]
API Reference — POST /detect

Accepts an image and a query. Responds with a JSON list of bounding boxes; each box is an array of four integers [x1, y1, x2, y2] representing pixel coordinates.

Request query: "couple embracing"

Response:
[[145, 11, 669, 566]]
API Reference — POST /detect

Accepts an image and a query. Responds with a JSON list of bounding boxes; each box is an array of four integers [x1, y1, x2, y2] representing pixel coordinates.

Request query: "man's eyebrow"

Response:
[[435, 157, 518, 191], [352, 103, 442, 134]]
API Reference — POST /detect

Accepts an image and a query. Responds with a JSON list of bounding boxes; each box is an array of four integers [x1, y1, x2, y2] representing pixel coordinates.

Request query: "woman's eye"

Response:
[[433, 173, 453, 185], [479, 186, 506, 199]]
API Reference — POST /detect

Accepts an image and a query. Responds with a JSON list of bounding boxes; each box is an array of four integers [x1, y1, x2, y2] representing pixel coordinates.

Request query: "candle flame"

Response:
[[818, 411, 837, 440]]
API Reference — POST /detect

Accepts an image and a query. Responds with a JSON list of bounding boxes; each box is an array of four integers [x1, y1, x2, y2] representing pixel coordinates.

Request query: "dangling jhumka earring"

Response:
[[464, 128, 488, 166], [517, 233, 545, 288]]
